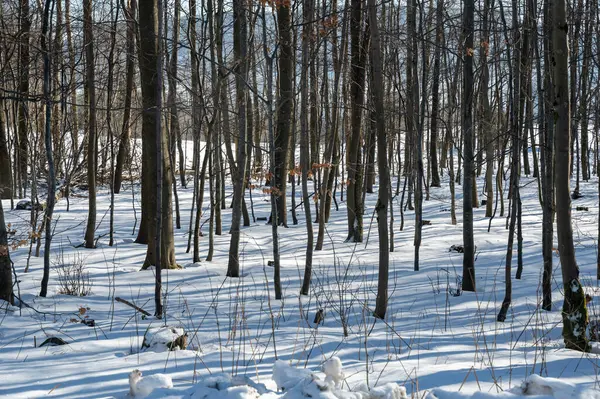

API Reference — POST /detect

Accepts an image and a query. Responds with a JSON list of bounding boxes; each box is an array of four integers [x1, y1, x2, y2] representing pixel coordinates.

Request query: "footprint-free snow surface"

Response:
[[2, 171, 600, 398]]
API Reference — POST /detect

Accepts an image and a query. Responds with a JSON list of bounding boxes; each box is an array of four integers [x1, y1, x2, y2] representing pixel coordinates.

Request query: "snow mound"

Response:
[[361, 383, 408, 399], [426, 374, 600, 399], [274, 361, 406, 399], [273, 360, 317, 391], [190, 373, 268, 398], [129, 360, 407, 399], [425, 390, 546, 399], [281, 378, 338, 399], [511, 374, 600, 399], [131, 372, 268, 399], [141, 326, 186, 352], [512, 374, 575, 397], [190, 383, 261, 399]]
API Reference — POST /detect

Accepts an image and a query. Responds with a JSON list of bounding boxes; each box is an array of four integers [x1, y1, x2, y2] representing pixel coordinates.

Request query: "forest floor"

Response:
[[2, 168, 600, 398]]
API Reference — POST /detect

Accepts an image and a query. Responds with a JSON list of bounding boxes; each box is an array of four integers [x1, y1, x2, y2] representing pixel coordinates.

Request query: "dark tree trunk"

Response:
[[346, 0, 368, 243], [273, 1, 294, 227], [226, 0, 248, 278], [83, 0, 97, 249], [18, 0, 30, 196], [0, 198, 12, 304], [461, 0, 476, 292], [138, 0, 177, 270], [541, 0, 554, 311], [553, 0, 589, 352], [368, 0, 390, 320], [114, 0, 137, 194], [0, 99, 11, 199], [428, 0, 443, 189], [300, 0, 314, 296], [40, 0, 56, 298]]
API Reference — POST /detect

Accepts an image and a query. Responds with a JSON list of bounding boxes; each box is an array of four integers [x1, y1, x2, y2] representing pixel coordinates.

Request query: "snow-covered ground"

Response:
[[2, 166, 600, 398]]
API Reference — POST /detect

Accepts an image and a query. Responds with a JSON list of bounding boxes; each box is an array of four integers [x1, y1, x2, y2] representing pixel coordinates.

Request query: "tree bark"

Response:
[[17, 0, 30, 196], [114, 0, 137, 194], [480, 0, 494, 217], [346, 0, 368, 242], [226, 0, 248, 278], [40, 0, 56, 298], [83, 0, 97, 249], [300, 0, 315, 296], [429, 0, 443, 189], [138, 0, 177, 270], [541, 0, 554, 311], [553, 0, 589, 352], [0, 99, 11, 199], [368, 0, 390, 320], [0, 198, 12, 304], [273, 1, 294, 227], [461, 0, 476, 292]]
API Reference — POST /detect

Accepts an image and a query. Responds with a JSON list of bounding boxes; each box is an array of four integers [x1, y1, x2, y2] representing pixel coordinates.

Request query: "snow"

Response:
[[3, 153, 600, 398], [273, 360, 317, 392], [141, 326, 186, 352], [426, 374, 600, 398]]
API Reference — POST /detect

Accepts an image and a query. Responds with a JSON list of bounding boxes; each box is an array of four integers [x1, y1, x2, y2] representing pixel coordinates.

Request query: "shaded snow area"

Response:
[[3, 168, 600, 398]]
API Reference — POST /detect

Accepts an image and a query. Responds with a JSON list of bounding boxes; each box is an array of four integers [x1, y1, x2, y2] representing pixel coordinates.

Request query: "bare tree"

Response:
[[83, 0, 97, 249], [539, 0, 554, 311], [226, 0, 248, 278], [461, 0, 476, 292], [428, 0, 443, 189], [114, 0, 137, 194], [40, 0, 56, 298], [0, 190, 12, 304], [17, 0, 30, 197], [138, 0, 177, 271], [273, 0, 294, 227], [300, 0, 315, 296], [497, 0, 521, 322], [553, 0, 589, 352], [0, 98, 10, 199], [369, 0, 390, 319], [346, 0, 368, 243]]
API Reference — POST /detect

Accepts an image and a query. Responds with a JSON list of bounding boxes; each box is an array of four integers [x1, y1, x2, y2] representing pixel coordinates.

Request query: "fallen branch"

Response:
[[115, 297, 151, 316]]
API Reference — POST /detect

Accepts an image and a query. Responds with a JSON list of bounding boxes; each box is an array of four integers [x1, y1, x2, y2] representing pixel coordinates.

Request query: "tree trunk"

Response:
[[226, 0, 248, 278], [316, 0, 347, 249], [40, 0, 56, 298], [346, 0, 367, 242], [83, 0, 97, 249], [461, 0, 476, 292], [18, 0, 30, 196], [139, 0, 177, 270], [480, 0, 493, 217], [540, 0, 554, 311], [552, 0, 589, 352], [114, 0, 136, 194], [578, 0, 592, 182], [368, 0, 390, 320], [0, 198, 12, 304], [273, 1, 294, 227], [0, 99, 11, 199], [428, 0, 443, 189], [63, 0, 78, 207], [498, 0, 521, 318], [300, 0, 315, 296], [107, 0, 118, 247]]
